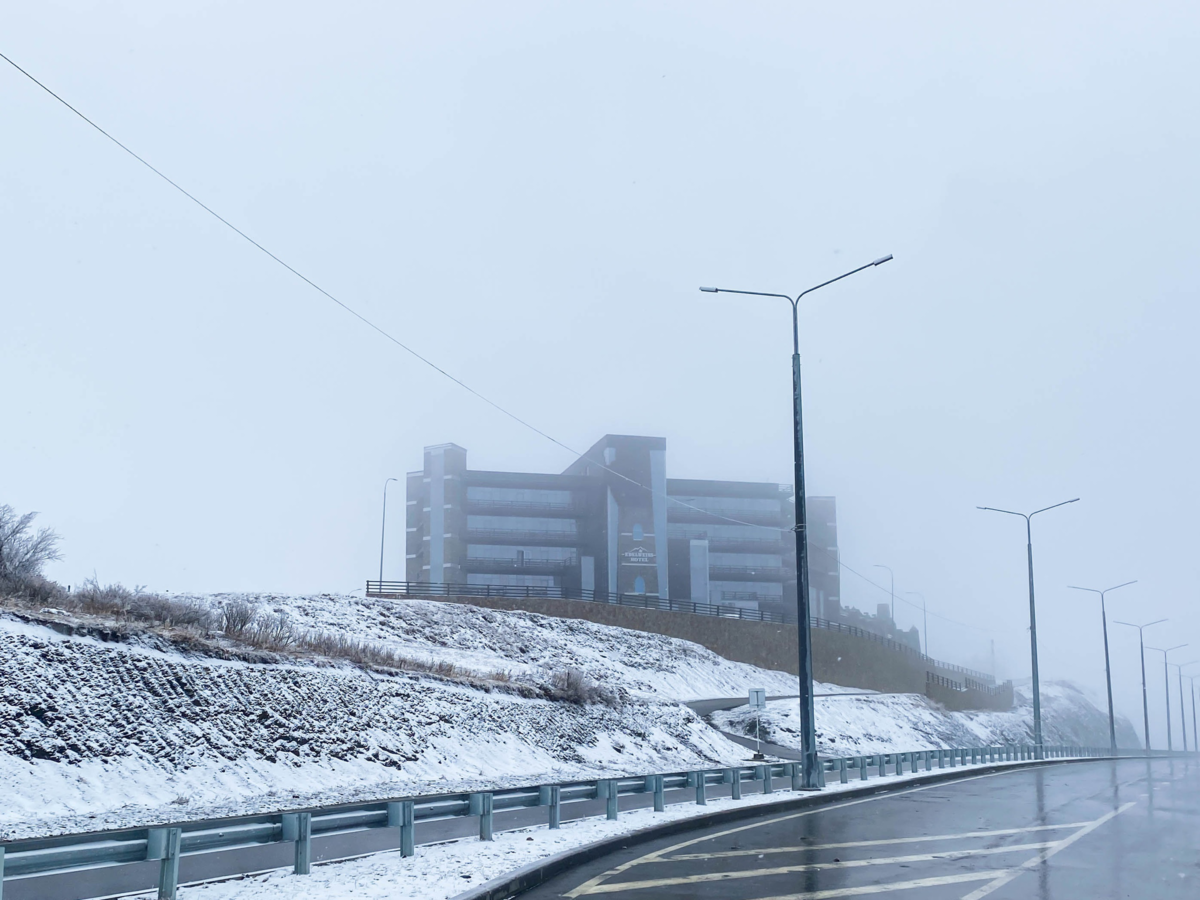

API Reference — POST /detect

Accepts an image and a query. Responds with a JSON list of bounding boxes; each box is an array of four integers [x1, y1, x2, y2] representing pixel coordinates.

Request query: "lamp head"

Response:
[[872, 254, 894, 266], [698, 286, 719, 293]]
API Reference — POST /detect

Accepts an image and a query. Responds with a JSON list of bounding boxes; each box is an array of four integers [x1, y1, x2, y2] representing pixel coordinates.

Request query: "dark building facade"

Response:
[[405, 435, 845, 619]]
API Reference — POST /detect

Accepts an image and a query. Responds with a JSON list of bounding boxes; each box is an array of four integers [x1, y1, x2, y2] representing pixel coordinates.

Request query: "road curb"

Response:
[[448, 756, 1123, 900]]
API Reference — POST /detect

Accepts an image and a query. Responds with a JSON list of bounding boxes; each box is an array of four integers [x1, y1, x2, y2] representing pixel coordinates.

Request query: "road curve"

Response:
[[518, 756, 1200, 900]]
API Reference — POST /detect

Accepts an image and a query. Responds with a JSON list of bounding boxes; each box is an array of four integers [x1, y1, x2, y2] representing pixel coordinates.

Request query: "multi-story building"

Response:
[[405, 434, 843, 618]]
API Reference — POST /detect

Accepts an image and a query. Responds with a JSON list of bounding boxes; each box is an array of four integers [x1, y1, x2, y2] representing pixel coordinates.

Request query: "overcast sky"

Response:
[[4, 2, 1199, 747]]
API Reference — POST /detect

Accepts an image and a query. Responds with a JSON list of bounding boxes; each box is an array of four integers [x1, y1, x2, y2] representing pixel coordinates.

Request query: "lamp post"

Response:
[[1067, 580, 1136, 755], [1169, 661, 1196, 752], [1114, 619, 1167, 753], [1146, 644, 1188, 751], [379, 477, 398, 585], [1184, 667, 1199, 752], [699, 253, 893, 789], [873, 564, 895, 627], [977, 499, 1079, 759], [905, 591, 928, 657]]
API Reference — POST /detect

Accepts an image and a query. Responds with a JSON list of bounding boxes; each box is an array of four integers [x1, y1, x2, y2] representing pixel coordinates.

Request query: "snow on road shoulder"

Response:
[[153, 760, 1047, 900]]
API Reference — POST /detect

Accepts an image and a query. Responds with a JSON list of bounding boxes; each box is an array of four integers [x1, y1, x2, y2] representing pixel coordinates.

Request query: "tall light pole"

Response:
[[1184, 667, 1199, 752], [699, 253, 893, 789], [977, 499, 1079, 759], [1114, 618, 1167, 753], [1067, 580, 1136, 755], [873, 564, 895, 627], [1169, 661, 1196, 752], [1146, 644, 1187, 751], [905, 591, 928, 657], [379, 477, 398, 585]]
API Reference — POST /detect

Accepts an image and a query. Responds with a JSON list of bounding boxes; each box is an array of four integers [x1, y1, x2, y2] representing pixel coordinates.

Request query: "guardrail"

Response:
[[0, 745, 1120, 900], [366, 580, 1001, 686]]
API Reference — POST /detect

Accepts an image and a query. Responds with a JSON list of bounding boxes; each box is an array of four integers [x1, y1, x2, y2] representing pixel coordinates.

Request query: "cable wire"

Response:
[[2, 50, 1002, 639]]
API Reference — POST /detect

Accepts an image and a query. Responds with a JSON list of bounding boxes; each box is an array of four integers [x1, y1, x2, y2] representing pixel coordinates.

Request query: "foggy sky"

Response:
[[4, 2, 1199, 748]]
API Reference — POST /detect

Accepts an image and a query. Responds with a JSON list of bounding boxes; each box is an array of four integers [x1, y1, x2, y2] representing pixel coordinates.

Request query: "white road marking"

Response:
[[737, 870, 1012, 900], [958, 801, 1138, 900], [573, 842, 1059, 894], [666, 821, 1090, 860], [562, 771, 1007, 898]]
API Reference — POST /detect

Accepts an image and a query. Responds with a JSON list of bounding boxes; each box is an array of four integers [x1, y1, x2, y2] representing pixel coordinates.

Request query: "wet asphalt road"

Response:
[[521, 757, 1200, 900]]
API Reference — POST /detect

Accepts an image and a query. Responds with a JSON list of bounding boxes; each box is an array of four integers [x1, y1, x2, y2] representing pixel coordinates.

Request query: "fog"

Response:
[[4, 2, 1199, 749]]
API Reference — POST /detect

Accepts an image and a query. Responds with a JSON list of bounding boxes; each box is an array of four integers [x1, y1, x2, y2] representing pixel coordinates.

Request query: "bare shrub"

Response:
[[549, 667, 618, 707], [246, 612, 297, 651], [221, 599, 257, 638], [0, 505, 62, 596], [63, 579, 215, 630]]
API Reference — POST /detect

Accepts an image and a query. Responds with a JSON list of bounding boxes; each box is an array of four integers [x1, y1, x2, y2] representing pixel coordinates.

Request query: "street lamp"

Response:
[[1169, 661, 1197, 752], [1114, 618, 1167, 753], [699, 253, 893, 789], [1067, 580, 1136, 755], [873, 564, 895, 626], [1146, 644, 1188, 751], [905, 591, 928, 657], [1183, 665, 1200, 752], [977, 498, 1080, 759], [379, 477, 399, 585]]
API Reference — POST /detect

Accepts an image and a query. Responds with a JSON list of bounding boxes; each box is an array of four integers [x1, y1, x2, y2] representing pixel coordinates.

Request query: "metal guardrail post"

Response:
[[838, 758, 848, 784], [294, 812, 312, 875], [859, 756, 868, 780], [549, 786, 562, 828], [473, 793, 494, 841], [653, 775, 666, 810], [720, 768, 736, 799], [607, 780, 620, 819], [694, 772, 707, 806], [388, 801, 415, 857], [0, 845, 5, 900], [157, 827, 182, 900]]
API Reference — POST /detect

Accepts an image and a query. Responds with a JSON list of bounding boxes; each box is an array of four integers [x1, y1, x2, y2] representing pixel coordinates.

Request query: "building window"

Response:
[[633, 576, 646, 594], [632, 523, 644, 541]]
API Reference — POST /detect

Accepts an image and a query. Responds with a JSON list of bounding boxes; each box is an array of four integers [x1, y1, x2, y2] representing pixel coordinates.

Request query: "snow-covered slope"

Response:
[[0, 594, 797, 841], [2, 592, 1130, 843], [175, 592, 804, 701], [712, 680, 1141, 756]]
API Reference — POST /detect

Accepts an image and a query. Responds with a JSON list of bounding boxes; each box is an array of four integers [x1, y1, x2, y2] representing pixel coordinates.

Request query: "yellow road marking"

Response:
[[666, 821, 1091, 860], [958, 801, 1138, 900], [734, 870, 1011, 899], [573, 841, 1058, 894], [562, 771, 1009, 898]]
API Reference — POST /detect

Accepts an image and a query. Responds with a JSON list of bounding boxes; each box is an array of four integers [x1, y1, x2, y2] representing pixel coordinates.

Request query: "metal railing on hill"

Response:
[[366, 580, 1000, 686], [0, 745, 1132, 900]]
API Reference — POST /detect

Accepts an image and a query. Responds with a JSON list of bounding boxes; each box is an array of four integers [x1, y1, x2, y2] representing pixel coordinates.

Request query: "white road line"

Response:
[[572, 841, 1059, 895], [666, 821, 1090, 860], [958, 801, 1138, 900], [562, 771, 1007, 898], [737, 870, 1011, 900]]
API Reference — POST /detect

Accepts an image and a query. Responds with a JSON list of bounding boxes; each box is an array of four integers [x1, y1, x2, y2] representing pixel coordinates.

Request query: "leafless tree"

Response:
[[0, 504, 61, 586]]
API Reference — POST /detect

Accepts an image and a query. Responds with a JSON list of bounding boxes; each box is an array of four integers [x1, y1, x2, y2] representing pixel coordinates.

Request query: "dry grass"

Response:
[[1, 583, 620, 705]]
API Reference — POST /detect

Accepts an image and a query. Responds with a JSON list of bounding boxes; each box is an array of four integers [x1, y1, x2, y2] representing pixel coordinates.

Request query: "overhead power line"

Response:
[[2, 50, 1001, 640]]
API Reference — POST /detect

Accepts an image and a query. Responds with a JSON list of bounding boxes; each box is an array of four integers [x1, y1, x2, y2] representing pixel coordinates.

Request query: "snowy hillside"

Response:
[[0, 594, 802, 841], [712, 680, 1141, 756], [173, 592, 806, 700], [2, 592, 1129, 843]]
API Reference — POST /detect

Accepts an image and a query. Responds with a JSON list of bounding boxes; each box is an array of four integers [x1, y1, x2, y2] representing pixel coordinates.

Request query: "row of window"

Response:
[[466, 486, 575, 506], [467, 515, 578, 534], [670, 495, 782, 514], [466, 544, 577, 561]]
